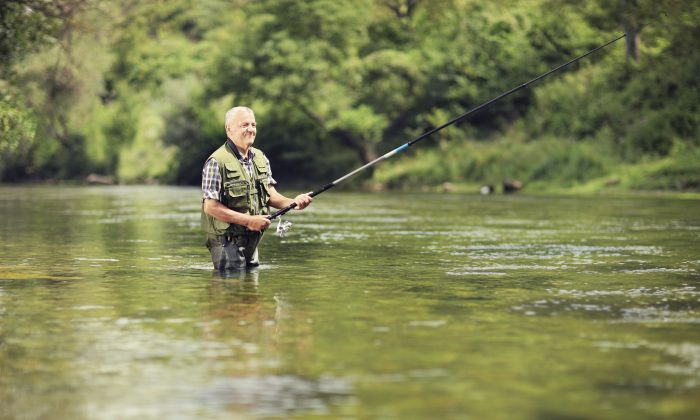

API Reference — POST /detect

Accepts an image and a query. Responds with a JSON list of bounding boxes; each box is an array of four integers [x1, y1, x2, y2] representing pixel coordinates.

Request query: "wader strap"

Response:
[[216, 233, 253, 247]]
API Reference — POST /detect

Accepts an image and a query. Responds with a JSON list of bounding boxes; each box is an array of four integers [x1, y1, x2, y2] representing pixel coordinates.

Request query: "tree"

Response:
[[0, 0, 84, 180], [204, 0, 540, 184]]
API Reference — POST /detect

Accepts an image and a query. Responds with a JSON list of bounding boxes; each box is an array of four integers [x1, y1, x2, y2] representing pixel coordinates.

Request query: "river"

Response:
[[1, 185, 699, 419]]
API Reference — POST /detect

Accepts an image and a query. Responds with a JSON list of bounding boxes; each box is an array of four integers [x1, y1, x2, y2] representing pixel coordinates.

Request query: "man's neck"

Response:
[[227, 138, 250, 159], [236, 144, 250, 158]]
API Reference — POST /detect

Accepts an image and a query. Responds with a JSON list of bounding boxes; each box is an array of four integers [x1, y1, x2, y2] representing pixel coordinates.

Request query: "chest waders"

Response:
[[202, 142, 272, 270]]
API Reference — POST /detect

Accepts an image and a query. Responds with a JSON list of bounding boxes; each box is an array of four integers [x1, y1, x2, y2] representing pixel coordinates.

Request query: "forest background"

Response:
[[1, 0, 698, 193]]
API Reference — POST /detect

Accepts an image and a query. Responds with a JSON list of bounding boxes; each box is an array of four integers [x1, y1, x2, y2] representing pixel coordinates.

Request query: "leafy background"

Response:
[[1, 0, 698, 192]]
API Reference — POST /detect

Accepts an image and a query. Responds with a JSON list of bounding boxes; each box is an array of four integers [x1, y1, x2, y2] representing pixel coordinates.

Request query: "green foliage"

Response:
[[0, 93, 37, 181], [375, 135, 611, 190], [627, 146, 700, 191], [0, 1, 62, 78], [1, 0, 698, 192], [162, 93, 223, 185]]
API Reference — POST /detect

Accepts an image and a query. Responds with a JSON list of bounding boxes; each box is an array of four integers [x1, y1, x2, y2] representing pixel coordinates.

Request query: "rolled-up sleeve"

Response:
[[202, 158, 221, 200]]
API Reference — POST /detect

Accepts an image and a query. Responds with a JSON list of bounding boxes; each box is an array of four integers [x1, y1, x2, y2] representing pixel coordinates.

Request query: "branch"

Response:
[[292, 100, 376, 164], [381, 0, 422, 19], [541, 30, 573, 57]]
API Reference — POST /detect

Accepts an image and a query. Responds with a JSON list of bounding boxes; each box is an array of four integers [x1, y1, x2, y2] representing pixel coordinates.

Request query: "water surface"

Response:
[[1, 186, 699, 419]]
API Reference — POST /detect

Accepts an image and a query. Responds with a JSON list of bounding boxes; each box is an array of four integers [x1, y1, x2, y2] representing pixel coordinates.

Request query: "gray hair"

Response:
[[224, 106, 254, 129]]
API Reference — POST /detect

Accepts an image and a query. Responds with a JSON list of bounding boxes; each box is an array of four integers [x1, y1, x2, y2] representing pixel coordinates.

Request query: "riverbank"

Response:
[[366, 181, 700, 200], [372, 137, 700, 198], [3, 179, 699, 201]]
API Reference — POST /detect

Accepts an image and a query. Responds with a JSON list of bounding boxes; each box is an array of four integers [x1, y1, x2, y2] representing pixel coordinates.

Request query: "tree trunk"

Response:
[[625, 29, 639, 61], [294, 101, 379, 167], [332, 128, 378, 165], [620, 0, 639, 61]]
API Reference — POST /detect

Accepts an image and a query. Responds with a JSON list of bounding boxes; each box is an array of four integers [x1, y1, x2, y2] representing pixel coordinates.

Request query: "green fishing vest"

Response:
[[202, 142, 272, 237]]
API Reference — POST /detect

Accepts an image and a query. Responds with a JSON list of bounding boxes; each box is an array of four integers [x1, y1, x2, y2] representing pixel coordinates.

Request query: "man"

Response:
[[201, 106, 312, 270]]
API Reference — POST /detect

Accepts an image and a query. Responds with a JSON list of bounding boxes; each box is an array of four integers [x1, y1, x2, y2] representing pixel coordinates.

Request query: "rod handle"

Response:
[[267, 183, 334, 220]]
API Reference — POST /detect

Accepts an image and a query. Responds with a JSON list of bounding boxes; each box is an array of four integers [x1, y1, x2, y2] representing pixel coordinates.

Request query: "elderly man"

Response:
[[201, 106, 312, 270]]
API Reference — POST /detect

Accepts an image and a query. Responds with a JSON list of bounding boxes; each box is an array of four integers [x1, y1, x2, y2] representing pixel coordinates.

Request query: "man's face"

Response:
[[227, 110, 257, 151]]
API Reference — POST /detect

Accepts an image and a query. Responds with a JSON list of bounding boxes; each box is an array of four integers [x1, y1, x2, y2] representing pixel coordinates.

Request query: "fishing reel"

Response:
[[275, 218, 293, 237]]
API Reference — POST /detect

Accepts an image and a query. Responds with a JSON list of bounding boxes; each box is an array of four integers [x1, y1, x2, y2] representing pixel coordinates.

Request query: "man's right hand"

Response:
[[246, 215, 271, 232]]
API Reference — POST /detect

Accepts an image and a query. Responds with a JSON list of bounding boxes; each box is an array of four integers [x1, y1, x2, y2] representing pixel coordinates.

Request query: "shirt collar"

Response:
[[226, 138, 255, 161]]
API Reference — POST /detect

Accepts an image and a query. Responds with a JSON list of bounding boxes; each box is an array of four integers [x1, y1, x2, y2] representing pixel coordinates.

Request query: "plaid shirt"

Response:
[[201, 141, 276, 201]]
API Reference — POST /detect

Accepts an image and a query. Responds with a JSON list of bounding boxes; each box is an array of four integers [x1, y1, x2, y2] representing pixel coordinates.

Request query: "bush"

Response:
[[0, 98, 37, 181], [628, 146, 700, 191], [374, 135, 612, 190]]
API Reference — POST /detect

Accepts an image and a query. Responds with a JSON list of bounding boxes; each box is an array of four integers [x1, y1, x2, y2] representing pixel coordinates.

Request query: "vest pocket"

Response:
[[224, 179, 250, 213], [225, 180, 248, 197], [256, 160, 268, 172], [213, 218, 230, 232]]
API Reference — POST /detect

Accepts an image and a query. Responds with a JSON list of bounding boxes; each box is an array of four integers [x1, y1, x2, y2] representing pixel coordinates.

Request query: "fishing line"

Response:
[[269, 16, 662, 234]]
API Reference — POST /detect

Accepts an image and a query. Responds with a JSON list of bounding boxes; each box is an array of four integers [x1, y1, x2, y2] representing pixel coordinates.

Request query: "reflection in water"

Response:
[[196, 375, 352, 418], [1, 187, 700, 419], [202, 268, 353, 417], [207, 268, 263, 329]]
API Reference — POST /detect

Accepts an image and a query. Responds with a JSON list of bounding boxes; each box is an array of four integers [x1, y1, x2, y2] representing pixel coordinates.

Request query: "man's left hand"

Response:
[[293, 193, 313, 210]]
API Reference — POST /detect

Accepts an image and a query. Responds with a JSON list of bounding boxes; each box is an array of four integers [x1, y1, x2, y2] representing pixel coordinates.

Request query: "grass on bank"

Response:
[[372, 136, 700, 196]]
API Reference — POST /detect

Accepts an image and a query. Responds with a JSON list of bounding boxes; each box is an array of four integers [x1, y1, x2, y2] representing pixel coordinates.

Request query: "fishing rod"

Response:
[[268, 26, 639, 224]]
